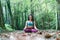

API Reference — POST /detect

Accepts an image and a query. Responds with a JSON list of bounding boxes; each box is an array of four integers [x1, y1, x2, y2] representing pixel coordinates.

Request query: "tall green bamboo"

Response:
[[6, 0, 14, 29], [0, 0, 5, 29], [56, 0, 60, 30]]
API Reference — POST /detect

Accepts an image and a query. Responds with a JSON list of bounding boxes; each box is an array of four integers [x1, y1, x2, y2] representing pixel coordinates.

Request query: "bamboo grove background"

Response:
[[0, 0, 60, 31]]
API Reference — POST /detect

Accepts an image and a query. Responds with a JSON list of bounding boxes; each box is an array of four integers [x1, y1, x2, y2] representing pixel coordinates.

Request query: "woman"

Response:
[[24, 14, 38, 33]]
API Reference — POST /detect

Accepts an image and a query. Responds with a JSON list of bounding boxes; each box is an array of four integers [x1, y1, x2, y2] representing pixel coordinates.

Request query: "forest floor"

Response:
[[0, 30, 60, 40]]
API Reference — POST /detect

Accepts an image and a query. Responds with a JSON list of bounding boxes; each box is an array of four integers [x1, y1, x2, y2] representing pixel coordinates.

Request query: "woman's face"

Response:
[[29, 15, 32, 20]]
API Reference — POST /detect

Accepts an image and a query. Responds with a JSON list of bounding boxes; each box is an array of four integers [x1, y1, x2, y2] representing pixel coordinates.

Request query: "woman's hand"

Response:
[[35, 28, 39, 30], [34, 26, 39, 30], [23, 28, 26, 30], [24, 26, 27, 30]]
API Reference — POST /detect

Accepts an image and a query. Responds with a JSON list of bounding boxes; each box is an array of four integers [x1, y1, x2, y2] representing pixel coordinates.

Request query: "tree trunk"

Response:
[[56, 0, 60, 30], [0, 0, 5, 29], [5, 5, 7, 23], [24, 7, 27, 27], [6, 0, 14, 29], [30, 0, 34, 16], [22, 12, 24, 29], [42, 17, 45, 29]]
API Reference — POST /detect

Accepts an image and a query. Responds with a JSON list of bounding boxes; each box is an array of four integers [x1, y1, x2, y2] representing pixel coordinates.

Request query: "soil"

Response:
[[0, 30, 60, 40]]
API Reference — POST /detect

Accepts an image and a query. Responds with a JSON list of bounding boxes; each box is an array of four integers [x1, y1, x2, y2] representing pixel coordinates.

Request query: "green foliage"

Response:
[[0, 27, 3, 32], [1, 0, 57, 30], [5, 24, 15, 31]]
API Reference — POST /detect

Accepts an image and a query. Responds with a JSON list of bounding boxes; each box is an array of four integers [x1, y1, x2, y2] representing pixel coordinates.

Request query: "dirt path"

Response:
[[0, 30, 59, 40]]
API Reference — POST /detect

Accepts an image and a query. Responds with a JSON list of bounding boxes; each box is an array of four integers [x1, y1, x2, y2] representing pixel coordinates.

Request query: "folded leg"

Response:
[[31, 29, 38, 33], [24, 28, 32, 33]]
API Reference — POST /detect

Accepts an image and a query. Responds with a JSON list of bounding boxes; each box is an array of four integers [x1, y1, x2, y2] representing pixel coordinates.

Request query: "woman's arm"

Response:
[[34, 21, 38, 30], [24, 21, 27, 30]]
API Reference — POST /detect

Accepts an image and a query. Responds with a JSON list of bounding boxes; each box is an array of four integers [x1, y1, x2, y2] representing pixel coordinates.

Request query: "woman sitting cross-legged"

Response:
[[24, 14, 38, 33]]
